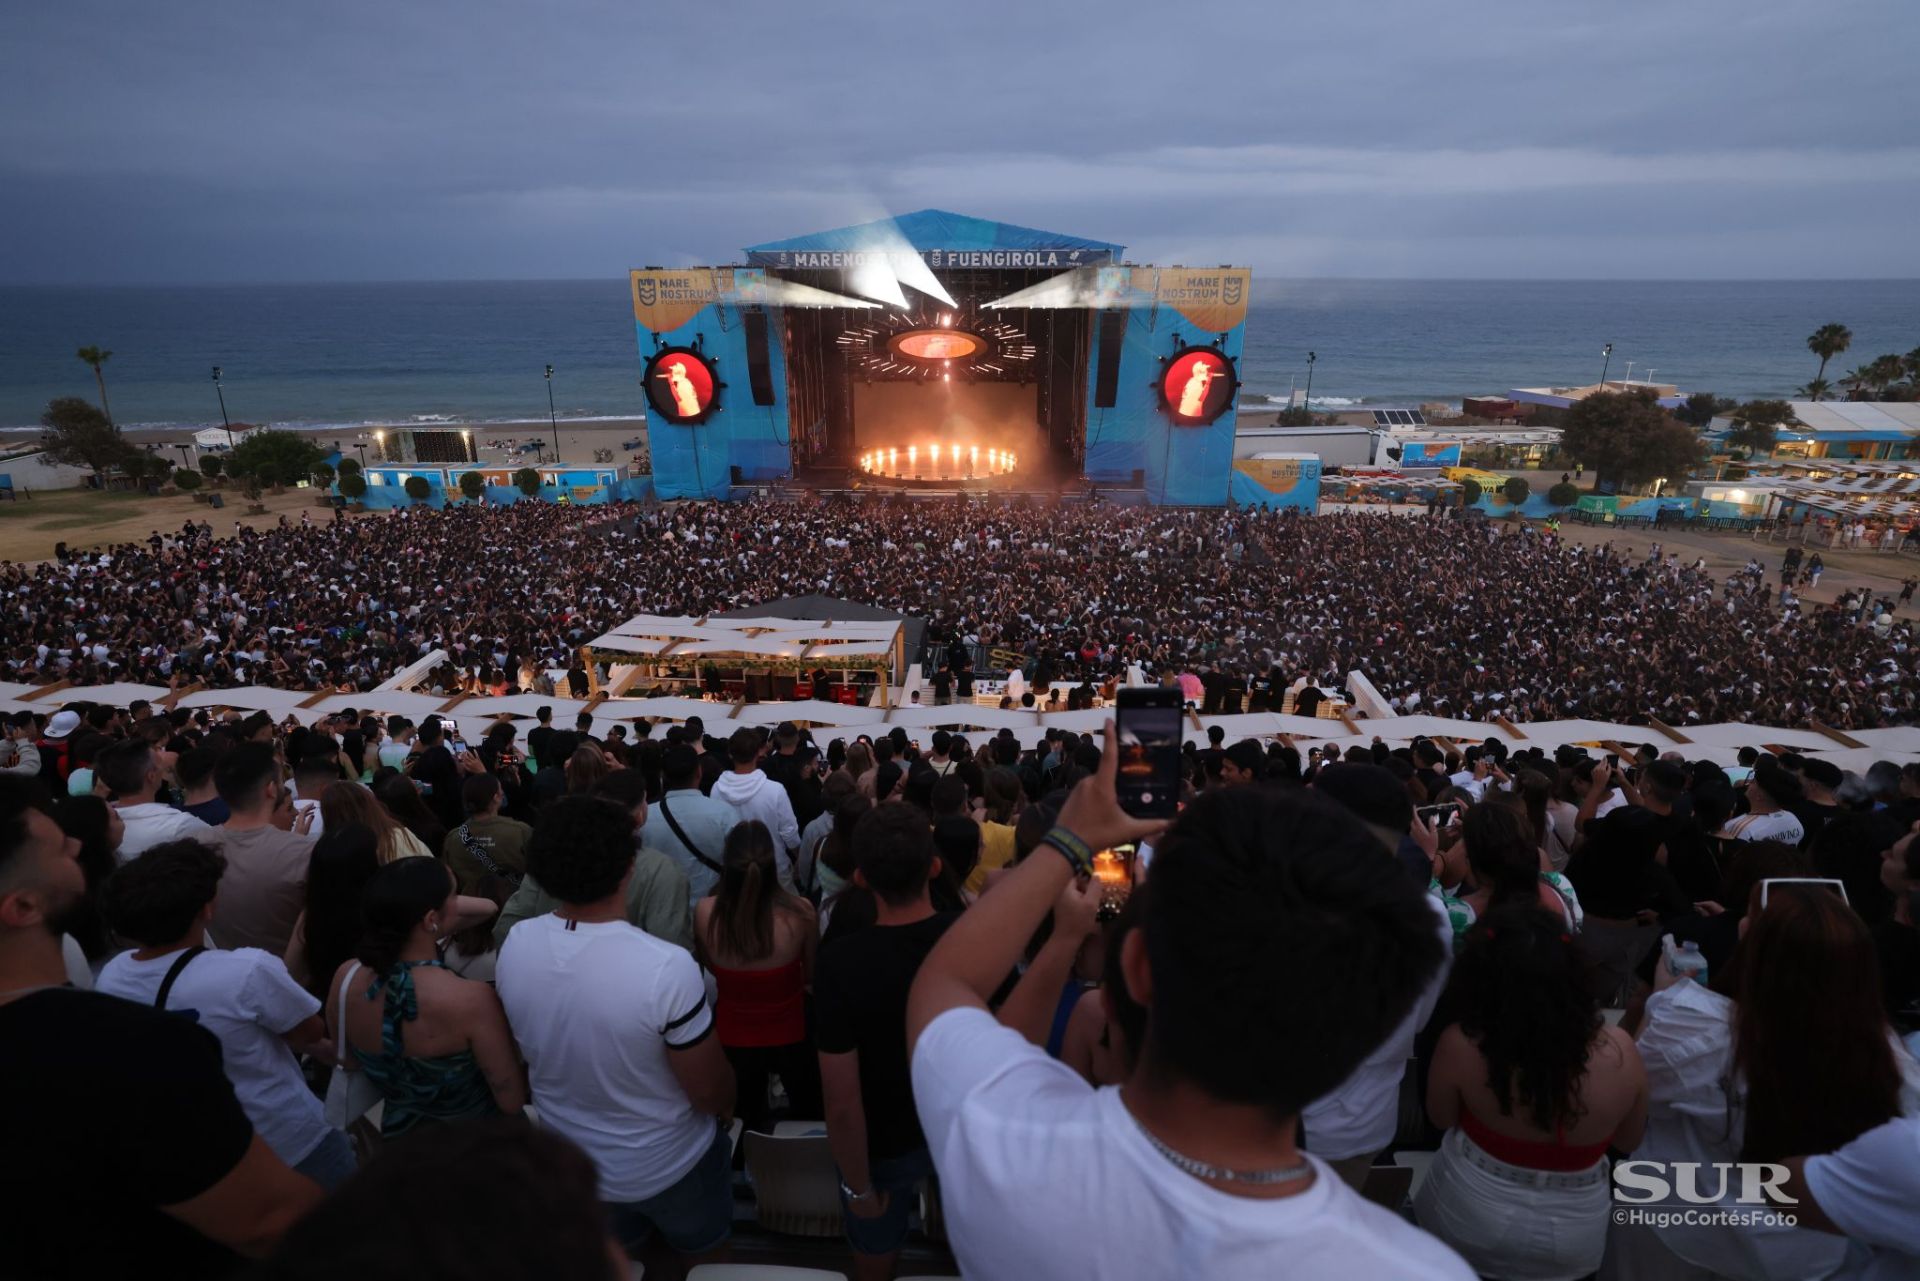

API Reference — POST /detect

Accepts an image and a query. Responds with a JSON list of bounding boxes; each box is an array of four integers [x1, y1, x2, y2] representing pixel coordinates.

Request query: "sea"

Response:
[[1, 279, 1914, 431]]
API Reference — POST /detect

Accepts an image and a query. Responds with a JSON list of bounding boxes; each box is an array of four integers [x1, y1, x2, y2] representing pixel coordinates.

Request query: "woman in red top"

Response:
[[1416, 907, 1647, 1280], [695, 818, 822, 1133]]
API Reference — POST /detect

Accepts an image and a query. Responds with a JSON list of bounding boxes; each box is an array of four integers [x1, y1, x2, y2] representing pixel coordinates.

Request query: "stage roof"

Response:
[[745, 209, 1124, 262]]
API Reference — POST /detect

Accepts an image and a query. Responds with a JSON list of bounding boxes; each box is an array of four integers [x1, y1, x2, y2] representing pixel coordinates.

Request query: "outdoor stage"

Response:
[[629, 210, 1308, 508]]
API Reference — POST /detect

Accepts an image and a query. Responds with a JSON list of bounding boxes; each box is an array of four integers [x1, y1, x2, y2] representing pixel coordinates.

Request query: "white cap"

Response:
[[44, 710, 81, 739]]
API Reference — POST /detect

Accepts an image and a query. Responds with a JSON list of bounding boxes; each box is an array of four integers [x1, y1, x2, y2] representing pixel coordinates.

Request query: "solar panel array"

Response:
[[1371, 410, 1427, 426]]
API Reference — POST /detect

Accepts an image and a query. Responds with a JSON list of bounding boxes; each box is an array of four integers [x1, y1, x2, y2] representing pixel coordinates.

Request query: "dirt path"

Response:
[[0, 485, 348, 563]]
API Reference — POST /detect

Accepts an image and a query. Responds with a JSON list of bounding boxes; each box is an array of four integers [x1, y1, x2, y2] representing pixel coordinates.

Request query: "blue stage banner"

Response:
[[746, 247, 1111, 270]]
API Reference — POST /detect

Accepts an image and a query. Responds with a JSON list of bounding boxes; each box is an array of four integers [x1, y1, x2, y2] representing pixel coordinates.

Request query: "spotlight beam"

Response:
[[982, 266, 1128, 310], [745, 278, 881, 310]]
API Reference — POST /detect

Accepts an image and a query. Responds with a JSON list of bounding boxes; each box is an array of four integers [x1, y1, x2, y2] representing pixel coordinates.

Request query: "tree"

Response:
[[1274, 406, 1316, 427], [1461, 478, 1483, 506], [1502, 476, 1530, 504], [336, 456, 362, 478], [1797, 378, 1832, 402], [1675, 391, 1723, 428], [1725, 399, 1797, 457], [172, 468, 202, 492], [226, 429, 325, 489], [1558, 389, 1703, 492], [1547, 481, 1580, 507], [199, 453, 224, 479], [76, 346, 113, 423], [458, 470, 486, 502], [403, 475, 431, 502], [118, 452, 159, 484], [513, 467, 542, 497], [1806, 323, 1852, 385], [338, 472, 368, 502], [1864, 354, 1909, 398], [39, 396, 134, 478], [1907, 347, 1920, 385], [311, 461, 336, 489]]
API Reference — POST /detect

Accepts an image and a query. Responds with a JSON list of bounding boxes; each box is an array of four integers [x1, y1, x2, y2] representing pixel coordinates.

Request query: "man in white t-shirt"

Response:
[[96, 738, 211, 863], [496, 795, 735, 1272], [1720, 762, 1806, 846], [1782, 1116, 1920, 1280], [905, 725, 1473, 1280], [93, 838, 355, 1190]]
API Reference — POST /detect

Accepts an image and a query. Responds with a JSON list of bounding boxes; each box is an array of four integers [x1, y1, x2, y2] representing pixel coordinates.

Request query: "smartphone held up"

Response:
[[1114, 687, 1182, 819]]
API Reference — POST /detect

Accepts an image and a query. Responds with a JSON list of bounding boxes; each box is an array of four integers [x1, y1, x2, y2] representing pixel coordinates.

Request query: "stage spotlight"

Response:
[[849, 259, 909, 308]]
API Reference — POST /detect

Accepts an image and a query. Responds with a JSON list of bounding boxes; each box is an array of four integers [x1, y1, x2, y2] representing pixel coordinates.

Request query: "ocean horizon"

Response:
[[2, 278, 1914, 431]]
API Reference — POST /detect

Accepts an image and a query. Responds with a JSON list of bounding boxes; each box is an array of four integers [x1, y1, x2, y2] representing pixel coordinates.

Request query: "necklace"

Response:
[[1128, 1110, 1315, 1187]]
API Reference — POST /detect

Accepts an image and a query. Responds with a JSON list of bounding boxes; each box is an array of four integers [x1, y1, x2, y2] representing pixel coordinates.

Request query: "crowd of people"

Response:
[[6, 497, 1919, 728], [5, 686, 1920, 1280]]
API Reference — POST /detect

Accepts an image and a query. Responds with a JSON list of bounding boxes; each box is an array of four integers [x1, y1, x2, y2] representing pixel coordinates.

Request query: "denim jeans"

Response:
[[606, 1122, 734, 1257], [839, 1146, 934, 1257]]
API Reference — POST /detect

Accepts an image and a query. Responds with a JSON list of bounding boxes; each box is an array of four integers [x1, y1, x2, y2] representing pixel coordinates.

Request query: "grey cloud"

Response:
[[1, 0, 1914, 282]]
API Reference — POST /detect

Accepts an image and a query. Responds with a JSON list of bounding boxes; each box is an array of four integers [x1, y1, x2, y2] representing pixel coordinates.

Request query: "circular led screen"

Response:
[[643, 347, 719, 424], [890, 328, 986, 363], [1159, 347, 1237, 425]]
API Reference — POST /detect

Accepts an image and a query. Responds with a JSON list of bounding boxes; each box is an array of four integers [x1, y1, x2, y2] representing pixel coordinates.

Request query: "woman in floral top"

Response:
[[1432, 802, 1582, 951]]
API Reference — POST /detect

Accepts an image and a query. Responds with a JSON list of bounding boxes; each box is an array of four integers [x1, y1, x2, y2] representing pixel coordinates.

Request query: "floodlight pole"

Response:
[[212, 366, 233, 447], [545, 365, 559, 460], [1600, 343, 1613, 388]]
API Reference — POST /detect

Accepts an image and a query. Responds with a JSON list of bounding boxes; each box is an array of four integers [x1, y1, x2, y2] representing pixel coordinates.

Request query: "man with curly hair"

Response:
[[495, 795, 735, 1275]]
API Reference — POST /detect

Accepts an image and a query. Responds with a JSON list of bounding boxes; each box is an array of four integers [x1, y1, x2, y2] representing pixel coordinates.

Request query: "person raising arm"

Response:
[[906, 724, 1472, 1280]]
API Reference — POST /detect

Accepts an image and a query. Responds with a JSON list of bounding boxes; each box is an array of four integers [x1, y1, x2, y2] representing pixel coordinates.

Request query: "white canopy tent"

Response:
[[192, 426, 256, 450]]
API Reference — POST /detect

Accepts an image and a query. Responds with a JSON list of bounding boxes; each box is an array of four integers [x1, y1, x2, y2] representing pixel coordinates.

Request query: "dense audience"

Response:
[[6, 497, 1919, 727], [5, 656, 1920, 1275]]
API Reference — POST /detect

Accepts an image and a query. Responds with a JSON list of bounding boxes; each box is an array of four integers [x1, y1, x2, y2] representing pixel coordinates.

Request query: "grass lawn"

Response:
[[0, 485, 344, 562]]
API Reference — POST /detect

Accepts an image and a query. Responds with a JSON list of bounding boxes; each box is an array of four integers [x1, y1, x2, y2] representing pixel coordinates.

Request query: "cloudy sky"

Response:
[[4, 0, 1915, 283]]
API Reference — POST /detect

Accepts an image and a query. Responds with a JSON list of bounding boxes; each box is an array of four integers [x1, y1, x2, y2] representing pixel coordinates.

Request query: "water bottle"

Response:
[[1662, 933, 1709, 985]]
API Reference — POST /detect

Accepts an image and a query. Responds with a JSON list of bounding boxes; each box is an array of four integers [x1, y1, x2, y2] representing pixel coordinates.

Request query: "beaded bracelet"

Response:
[[1040, 825, 1095, 877]]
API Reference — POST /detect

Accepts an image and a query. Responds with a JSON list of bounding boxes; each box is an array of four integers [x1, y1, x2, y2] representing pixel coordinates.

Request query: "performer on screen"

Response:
[[1177, 359, 1216, 418], [658, 359, 702, 418]]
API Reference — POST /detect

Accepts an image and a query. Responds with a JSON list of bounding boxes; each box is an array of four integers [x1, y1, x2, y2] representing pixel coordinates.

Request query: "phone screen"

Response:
[[1115, 690, 1182, 818], [1093, 843, 1137, 921]]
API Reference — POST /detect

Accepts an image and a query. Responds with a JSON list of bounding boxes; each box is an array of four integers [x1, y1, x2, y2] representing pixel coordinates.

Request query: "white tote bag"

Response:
[[322, 961, 383, 1129]]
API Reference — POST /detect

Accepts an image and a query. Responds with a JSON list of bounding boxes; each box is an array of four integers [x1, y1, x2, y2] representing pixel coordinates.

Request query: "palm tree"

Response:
[[1905, 346, 1920, 385], [76, 345, 113, 424], [1806, 323, 1852, 385], [1797, 377, 1832, 402], [1865, 354, 1909, 398], [1839, 366, 1872, 400]]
